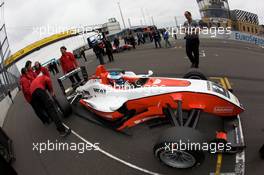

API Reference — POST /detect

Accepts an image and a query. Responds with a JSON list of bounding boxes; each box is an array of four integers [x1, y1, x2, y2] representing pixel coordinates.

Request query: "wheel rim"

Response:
[[159, 150, 196, 168]]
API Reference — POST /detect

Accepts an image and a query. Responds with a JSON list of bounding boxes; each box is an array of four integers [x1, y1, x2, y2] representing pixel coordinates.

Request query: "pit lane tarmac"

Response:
[[3, 39, 264, 175]]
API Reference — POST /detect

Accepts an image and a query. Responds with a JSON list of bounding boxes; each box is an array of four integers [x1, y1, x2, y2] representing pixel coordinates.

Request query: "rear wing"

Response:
[[57, 66, 88, 95]]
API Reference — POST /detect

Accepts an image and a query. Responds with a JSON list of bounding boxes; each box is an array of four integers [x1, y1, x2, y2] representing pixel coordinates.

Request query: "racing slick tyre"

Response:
[[154, 127, 205, 169], [183, 70, 207, 80], [53, 95, 72, 118]]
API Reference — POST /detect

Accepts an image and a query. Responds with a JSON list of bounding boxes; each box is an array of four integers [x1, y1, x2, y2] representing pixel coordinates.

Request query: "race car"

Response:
[[112, 44, 133, 53], [57, 65, 245, 169]]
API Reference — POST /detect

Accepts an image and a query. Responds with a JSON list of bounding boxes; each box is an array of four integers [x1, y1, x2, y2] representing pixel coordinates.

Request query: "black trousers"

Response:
[[96, 53, 105, 65], [106, 51, 114, 62], [67, 69, 81, 84], [31, 89, 66, 133], [31, 101, 49, 124], [186, 38, 200, 66], [154, 39, 161, 48]]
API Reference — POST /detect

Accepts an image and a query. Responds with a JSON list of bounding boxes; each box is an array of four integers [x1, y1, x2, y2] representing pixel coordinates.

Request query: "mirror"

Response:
[[148, 70, 153, 76]]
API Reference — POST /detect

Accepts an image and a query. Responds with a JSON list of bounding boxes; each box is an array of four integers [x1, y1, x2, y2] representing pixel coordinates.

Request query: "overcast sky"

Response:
[[4, 0, 264, 53]]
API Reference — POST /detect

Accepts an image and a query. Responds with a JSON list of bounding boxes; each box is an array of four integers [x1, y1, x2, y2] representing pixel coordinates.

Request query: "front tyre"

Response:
[[154, 127, 205, 169], [53, 95, 72, 118], [183, 70, 207, 80]]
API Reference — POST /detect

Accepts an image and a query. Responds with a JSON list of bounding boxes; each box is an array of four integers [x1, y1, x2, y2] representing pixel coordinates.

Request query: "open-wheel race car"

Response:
[[112, 44, 133, 53], [56, 65, 245, 169]]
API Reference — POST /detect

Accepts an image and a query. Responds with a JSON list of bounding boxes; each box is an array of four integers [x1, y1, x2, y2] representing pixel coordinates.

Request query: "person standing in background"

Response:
[[149, 32, 153, 42], [25, 60, 37, 81], [163, 30, 172, 48], [183, 11, 200, 68], [34, 61, 50, 77], [124, 35, 128, 44], [104, 38, 114, 62], [52, 61, 59, 74], [48, 63, 55, 76], [59, 46, 81, 86], [137, 32, 144, 45], [129, 32, 136, 49], [113, 37, 120, 52], [153, 30, 162, 48], [80, 49, 87, 62], [93, 42, 105, 65]]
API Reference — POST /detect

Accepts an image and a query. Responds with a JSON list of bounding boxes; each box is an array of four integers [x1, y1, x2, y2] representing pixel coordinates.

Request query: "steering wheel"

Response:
[[134, 78, 149, 87]]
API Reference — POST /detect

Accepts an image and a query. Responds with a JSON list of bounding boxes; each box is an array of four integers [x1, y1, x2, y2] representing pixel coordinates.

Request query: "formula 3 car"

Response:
[[57, 65, 245, 169], [112, 44, 133, 53]]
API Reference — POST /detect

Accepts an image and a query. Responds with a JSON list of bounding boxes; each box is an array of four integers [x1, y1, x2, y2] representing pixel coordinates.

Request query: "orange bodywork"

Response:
[[79, 91, 244, 130], [144, 78, 191, 87]]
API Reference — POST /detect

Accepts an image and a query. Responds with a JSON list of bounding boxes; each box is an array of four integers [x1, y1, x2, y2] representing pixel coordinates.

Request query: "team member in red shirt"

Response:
[[20, 68, 32, 103], [25, 60, 37, 81], [34, 61, 50, 77], [30, 75, 71, 137], [59, 46, 81, 86], [20, 68, 50, 124]]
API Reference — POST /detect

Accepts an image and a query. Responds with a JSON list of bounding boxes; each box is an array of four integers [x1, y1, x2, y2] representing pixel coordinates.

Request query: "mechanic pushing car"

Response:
[[30, 74, 71, 137], [60, 46, 81, 86]]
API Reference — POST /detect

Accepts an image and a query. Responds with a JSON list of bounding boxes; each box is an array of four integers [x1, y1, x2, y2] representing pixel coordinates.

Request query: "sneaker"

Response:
[[60, 128, 71, 137]]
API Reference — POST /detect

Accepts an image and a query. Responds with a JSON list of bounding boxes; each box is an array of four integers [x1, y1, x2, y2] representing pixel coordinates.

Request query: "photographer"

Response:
[[183, 11, 200, 68]]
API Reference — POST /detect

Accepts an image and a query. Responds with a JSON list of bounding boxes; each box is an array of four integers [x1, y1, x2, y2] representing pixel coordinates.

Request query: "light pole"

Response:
[[151, 16, 155, 26], [174, 16, 178, 27], [117, 2, 126, 29], [128, 18, 132, 28]]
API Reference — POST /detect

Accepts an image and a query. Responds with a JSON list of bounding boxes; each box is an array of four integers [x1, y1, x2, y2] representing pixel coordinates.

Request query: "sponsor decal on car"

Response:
[[214, 106, 234, 113], [93, 88, 106, 94]]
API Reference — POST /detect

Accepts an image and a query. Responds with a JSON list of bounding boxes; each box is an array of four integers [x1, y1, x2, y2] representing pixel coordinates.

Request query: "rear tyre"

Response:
[[183, 70, 207, 80], [154, 127, 205, 169], [53, 95, 72, 118]]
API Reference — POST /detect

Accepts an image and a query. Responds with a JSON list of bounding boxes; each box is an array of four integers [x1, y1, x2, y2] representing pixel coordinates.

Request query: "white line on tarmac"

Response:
[[200, 50, 206, 57], [63, 124, 162, 175], [235, 115, 245, 175]]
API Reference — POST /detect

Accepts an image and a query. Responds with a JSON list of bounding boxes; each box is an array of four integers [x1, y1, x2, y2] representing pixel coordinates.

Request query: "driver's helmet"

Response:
[[107, 72, 125, 86]]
